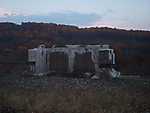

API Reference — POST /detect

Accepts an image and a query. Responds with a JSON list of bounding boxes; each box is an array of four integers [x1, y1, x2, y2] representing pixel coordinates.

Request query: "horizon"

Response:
[[1, 22, 150, 32], [0, 0, 150, 31]]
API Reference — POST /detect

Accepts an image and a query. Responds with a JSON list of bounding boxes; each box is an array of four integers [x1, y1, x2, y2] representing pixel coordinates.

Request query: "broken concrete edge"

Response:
[[28, 44, 119, 79]]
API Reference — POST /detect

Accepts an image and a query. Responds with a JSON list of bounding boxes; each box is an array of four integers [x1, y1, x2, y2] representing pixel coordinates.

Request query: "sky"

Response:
[[0, 0, 150, 30]]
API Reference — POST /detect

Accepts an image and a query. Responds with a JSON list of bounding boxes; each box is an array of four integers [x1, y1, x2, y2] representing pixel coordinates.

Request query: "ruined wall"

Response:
[[28, 45, 116, 77], [28, 45, 49, 75]]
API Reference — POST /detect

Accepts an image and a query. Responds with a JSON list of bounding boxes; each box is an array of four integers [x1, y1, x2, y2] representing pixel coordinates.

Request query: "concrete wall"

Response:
[[28, 44, 116, 77], [28, 45, 49, 75]]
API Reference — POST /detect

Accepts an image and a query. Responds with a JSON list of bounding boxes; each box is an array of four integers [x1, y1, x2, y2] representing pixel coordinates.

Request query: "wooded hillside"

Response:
[[0, 22, 150, 76]]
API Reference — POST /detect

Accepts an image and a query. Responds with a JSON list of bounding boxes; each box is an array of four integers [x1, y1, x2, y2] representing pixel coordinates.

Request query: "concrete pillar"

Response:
[[112, 51, 115, 65], [91, 50, 100, 73], [68, 49, 75, 73]]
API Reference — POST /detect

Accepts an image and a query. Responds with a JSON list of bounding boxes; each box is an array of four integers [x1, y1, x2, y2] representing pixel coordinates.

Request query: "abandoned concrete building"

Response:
[[28, 44, 120, 78]]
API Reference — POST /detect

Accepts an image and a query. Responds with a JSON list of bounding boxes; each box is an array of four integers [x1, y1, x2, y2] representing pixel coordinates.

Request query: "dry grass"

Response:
[[0, 87, 150, 113]]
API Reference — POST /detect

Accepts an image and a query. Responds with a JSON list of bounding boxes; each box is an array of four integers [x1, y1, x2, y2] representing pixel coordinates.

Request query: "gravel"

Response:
[[0, 74, 150, 89]]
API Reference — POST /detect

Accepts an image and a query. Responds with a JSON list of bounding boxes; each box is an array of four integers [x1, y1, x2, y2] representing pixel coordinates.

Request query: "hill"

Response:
[[0, 22, 150, 76]]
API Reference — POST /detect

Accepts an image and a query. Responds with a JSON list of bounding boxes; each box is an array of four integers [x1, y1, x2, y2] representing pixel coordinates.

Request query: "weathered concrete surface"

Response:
[[28, 45, 49, 76], [28, 44, 118, 78]]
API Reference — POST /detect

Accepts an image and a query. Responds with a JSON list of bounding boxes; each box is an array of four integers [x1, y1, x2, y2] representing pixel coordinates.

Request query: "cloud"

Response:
[[1, 9, 148, 30], [0, 11, 102, 26], [0, 8, 17, 17], [0, 8, 117, 28], [87, 20, 115, 28], [89, 18, 150, 31]]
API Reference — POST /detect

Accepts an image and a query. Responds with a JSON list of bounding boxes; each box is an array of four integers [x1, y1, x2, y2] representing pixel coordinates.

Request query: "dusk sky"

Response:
[[0, 0, 150, 30]]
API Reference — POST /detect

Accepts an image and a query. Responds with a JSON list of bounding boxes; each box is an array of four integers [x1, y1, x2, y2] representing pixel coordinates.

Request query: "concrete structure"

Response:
[[28, 44, 49, 76], [28, 44, 119, 78]]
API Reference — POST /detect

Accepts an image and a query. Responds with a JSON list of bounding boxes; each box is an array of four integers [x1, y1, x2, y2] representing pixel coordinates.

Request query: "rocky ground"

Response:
[[0, 74, 150, 113], [0, 74, 150, 89]]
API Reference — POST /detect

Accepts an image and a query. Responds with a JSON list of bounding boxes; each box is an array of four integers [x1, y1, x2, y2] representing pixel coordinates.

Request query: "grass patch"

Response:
[[0, 86, 150, 113]]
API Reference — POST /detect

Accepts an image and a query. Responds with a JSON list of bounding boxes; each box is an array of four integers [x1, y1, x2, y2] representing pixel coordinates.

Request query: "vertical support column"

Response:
[[91, 50, 100, 73], [35, 47, 49, 76], [30, 64, 33, 72], [112, 51, 115, 65], [28, 49, 37, 75], [109, 50, 112, 61], [68, 49, 75, 73], [91, 49, 104, 79]]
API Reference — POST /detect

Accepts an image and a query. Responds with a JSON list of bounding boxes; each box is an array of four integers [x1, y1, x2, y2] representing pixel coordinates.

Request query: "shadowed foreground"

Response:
[[0, 75, 150, 113]]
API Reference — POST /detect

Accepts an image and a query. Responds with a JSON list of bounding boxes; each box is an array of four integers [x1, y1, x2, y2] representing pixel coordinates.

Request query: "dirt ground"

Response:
[[0, 74, 150, 113]]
